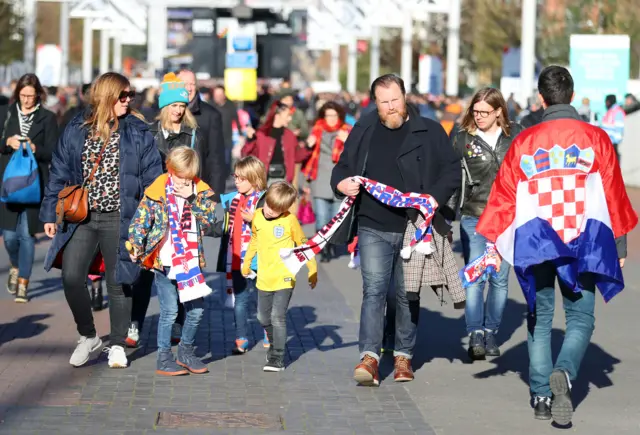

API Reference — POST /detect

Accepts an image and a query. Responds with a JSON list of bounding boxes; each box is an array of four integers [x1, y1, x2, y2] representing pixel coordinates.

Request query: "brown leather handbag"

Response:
[[55, 138, 109, 225]]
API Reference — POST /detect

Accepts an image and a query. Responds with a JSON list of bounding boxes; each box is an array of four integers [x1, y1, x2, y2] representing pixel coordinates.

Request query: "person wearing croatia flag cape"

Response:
[[476, 66, 638, 425]]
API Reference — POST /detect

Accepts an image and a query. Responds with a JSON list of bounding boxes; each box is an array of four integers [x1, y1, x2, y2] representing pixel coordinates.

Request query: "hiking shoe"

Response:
[[69, 336, 103, 367], [104, 345, 128, 368], [354, 355, 380, 387], [125, 322, 140, 348], [171, 324, 182, 344], [177, 343, 208, 374], [468, 331, 486, 360], [156, 350, 189, 376], [14, 278, 28, 303], [263, 356, 285, 372], [232, 338, 249, 355], [484, 331, 500, 357], [393, 356, 414, 382], [550, 369, 573, 425], [533, 396, 552, 420], [262, 330, 270, 348], [6, 267, 18, 295]]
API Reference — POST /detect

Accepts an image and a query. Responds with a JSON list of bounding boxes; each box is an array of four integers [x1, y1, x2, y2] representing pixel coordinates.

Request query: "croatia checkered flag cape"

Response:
[[476, 118, 637, 311]]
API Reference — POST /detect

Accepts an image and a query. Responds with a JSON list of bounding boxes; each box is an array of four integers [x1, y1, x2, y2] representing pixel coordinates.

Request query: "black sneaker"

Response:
[[533, 396, 551, 420], [550, 369, 573, 425], [467, 331, 486, 360], [484, 331, 500, 357], [263, 357, 284, 372]]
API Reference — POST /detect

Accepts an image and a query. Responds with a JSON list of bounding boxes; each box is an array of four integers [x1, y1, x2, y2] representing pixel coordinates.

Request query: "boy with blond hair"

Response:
[[242, 181, 317, 372]]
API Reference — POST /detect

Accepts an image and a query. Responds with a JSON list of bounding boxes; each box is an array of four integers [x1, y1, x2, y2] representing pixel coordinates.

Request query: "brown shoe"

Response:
[[15, 278, 28, 303], [394, 356, 414, 382], [354, 355, 380, 386], [7, 267, 18, 295]]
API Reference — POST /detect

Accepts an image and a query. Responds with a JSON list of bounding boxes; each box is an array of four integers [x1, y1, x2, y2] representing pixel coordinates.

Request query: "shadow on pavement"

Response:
[[472, 329, 620, 410], [0, 314, 51, 346]]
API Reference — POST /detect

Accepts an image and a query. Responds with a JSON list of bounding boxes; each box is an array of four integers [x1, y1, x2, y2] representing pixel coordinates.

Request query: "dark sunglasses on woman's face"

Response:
[[118, 90, 136, 103]]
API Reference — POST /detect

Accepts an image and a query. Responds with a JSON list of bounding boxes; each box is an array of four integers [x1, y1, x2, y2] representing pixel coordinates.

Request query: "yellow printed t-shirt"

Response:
[[241, 209, 317, 292]]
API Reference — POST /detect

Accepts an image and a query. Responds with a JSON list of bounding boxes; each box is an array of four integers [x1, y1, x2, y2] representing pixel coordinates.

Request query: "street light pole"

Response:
[[445, 0, 460, 96], [520, 0, 537, 105], [60, 0, 70, 85], [23, 0, 37, 71]]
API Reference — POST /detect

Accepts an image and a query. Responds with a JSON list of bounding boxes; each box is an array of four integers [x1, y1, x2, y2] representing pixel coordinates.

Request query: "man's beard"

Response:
[[379, 108, 408, 129]]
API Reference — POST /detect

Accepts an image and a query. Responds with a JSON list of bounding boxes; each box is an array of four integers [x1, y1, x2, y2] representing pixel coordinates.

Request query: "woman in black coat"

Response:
[[0, 73, 58, 303]]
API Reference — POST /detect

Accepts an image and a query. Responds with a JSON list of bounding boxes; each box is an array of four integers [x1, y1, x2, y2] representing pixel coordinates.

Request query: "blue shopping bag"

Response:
[[0, 141, 41, 204]]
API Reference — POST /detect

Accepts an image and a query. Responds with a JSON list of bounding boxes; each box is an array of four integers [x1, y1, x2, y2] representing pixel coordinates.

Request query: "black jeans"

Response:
[[61, 211, 130, 347], [130, 269, 154, 331], [257, 289, 293, 360]]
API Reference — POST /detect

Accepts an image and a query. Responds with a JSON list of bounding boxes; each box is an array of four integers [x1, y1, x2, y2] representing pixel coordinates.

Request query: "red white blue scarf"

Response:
[[165, 176, 212, 303], [224, 191, 262, 308], [280, 177, 438, 275], [460, 242, 501, 287]]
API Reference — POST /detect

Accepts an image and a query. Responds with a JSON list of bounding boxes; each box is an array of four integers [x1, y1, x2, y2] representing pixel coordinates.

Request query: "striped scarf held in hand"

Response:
[[224, 191, 262, 308], [165, 176, 212, 303], [280, 177, 438, 275], [460, 242, 500, 288]]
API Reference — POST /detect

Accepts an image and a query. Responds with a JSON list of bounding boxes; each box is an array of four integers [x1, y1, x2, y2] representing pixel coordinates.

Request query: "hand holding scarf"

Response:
[[460, 242, 501, 288]]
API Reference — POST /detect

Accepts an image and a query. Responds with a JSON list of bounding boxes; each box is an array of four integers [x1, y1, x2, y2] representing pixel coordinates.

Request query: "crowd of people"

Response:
[[0, 64, 636, 428]]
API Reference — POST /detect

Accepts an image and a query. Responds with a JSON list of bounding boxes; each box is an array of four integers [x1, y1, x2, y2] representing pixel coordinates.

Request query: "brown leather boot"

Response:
[[394, 356, 414, 382], [6, 267, 18, 295], [15, 278, 28, 303], [354, 355, 380, 386]]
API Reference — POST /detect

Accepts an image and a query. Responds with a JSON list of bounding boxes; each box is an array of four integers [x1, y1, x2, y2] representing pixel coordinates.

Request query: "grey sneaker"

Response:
[[156, 350, 189, 376], [485, 331, 500, 357], [177, 343, 208, 374], [467, 331, 486, 360], [69, 336, 102, 367], [550, 369, 573, 425], [6, 267, 18, 295]]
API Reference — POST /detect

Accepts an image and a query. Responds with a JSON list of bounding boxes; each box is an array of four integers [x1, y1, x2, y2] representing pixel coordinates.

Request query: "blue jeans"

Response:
[[528, 263, 596, 397], [3, 211, 35, 279], [155, 270, 205, 351], [358, 227, 414, 361], [314, 198, 341, 232], [460, 215, 510, 334], [231, 270, 256, 339]]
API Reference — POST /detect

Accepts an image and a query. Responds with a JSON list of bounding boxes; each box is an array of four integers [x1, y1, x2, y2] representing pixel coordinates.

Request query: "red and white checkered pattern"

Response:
[[528, 174, 587, 243]]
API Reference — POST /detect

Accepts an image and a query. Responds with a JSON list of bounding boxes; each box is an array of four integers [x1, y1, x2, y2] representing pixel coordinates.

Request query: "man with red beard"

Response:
[[330, 75, 461, 386]]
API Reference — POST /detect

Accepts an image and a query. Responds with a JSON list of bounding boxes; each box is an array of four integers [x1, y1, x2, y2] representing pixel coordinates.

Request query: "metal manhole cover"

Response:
[[156, 412, 284, 429]]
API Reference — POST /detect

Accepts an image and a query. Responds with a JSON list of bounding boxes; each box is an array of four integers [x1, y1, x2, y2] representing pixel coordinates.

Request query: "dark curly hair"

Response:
[[315, 101, 346, 124]]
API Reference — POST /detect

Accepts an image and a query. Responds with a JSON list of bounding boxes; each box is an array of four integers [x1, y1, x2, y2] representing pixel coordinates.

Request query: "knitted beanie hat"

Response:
[[159, 72, 189, 109]]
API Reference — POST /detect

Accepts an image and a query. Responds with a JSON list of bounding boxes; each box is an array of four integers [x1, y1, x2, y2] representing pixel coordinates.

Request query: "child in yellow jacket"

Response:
[[242, 181, 317, 372]]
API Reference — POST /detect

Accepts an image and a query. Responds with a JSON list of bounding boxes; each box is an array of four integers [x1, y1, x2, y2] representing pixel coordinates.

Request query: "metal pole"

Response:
[[99, 29, 110, 75], [370, 25, 380, 84], [330, 43, 340, 85], [82, 18, 93, 83], [60, 0, 70, 86], [112, 34, 122, 73], [401, 10, 412, 90], [446, 0, 461, 96], [347, 37, 357, 93], [23, 0, 37, 71], [520, 0, 537, 106]]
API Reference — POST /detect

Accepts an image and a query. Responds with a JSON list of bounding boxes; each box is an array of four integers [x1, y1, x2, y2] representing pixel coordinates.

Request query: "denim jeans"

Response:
[[460, 215, 510, 334], [3, 210, 35, 279], [358, 227, 414, 361], [528, 262, 596, 397], [61, 211, 130, 346], [257, 288, 293, 360], [155, 269, 205, 352], [232, 270, 257, 339], [313, 197, 341, 232]]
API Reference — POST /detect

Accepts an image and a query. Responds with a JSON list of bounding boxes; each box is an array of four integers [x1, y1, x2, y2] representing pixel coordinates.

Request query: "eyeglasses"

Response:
[[19, 94, 36, 100], [473, 109, 495, 118], [233, 174, 247, 182], [118, 90, 136, 103]]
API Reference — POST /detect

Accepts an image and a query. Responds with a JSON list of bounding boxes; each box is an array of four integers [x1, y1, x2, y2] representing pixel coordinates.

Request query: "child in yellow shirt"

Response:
[[242, 181, 317, 372]]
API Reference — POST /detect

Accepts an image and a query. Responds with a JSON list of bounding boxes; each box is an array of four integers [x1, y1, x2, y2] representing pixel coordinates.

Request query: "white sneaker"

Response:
[[171, 324, 182, 344], [125, 323, 140, 348], [69, 336, 102, 367], [104, 345, 128, 368]]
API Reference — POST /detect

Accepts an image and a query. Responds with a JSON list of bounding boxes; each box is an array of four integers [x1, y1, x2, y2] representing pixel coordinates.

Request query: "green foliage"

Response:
[[0, 0, 24, 64]]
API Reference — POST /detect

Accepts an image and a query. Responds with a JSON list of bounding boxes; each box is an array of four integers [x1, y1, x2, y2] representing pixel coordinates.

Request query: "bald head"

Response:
[[177, 70, 197, 102]]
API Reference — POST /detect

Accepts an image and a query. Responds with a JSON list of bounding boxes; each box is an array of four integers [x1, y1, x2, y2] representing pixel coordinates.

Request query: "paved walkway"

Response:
[[0, 189, 639, 434]]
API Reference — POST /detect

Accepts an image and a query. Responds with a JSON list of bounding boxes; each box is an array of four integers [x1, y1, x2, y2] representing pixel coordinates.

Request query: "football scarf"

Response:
[[280, 177, 438, 275], [459, 242, 501, 288], [165, 176, 212, 303]]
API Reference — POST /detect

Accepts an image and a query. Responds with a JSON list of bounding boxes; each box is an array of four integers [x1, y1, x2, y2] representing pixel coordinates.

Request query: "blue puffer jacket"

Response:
[[39, 111, 163, 285]]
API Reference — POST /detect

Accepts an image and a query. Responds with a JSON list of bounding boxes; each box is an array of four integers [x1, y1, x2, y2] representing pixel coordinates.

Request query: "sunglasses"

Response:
[[118, 90, 136, 103]]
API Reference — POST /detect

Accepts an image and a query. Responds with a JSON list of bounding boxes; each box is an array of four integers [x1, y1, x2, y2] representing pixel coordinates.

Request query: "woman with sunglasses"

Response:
[[242, 100, 310, 186], [450, 87, 523, 361], [0, 73, 58, 303], [40, 72, 163, 369]]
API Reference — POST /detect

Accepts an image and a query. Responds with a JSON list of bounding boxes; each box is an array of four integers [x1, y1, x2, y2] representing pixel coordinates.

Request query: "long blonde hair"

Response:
[[156, 104, 198, 132], [83, 72, 144, 144]]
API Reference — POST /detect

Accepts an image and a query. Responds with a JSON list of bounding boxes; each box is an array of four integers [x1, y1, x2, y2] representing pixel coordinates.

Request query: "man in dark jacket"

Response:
[[330, 74, 461, 387], [520, 96, 544, 129], [212, 85, 240, 171], [60, 84, 91, 133], [178, 69, 227, 196]]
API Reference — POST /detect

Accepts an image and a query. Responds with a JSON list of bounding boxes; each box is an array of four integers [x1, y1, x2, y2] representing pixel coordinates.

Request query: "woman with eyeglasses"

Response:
[[242, 100, 309, 186], [450, 87, 523, 361], [40, 72, 163, 369], [0, 73, 58, 303]]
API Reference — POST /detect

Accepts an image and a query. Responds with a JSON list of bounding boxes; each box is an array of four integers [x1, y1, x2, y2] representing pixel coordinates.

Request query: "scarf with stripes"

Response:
[[17, 104, 39, 137]]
